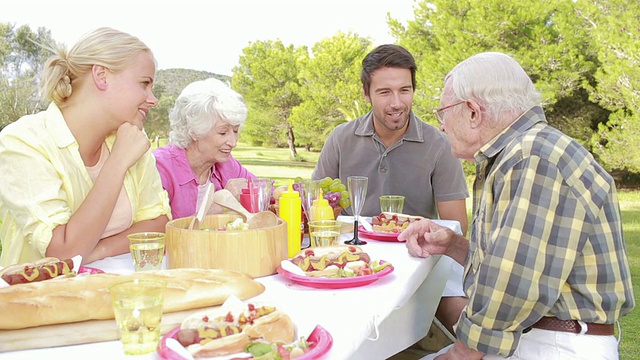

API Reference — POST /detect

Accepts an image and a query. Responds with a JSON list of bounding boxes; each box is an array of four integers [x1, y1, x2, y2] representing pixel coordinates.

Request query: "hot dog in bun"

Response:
[[290, 245, 376, 277], [372, 212, 423, 234], [0, 257, 74, 285], [177, 302, 295, 358]]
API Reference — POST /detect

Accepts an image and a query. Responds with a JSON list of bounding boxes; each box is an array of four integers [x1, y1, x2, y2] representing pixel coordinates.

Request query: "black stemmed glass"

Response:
[[345, 176, 368, 245]]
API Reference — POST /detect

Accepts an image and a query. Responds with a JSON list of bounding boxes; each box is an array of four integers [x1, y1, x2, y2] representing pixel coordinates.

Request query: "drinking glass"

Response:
[[379, 195, 405, 214], [249, 178, 272, 212], [110, 279, 165, 355], [308, 220, 342, 247], [299, 179, 321, 223], [128, 232, 165, 271], [345, 176, 368, 245]]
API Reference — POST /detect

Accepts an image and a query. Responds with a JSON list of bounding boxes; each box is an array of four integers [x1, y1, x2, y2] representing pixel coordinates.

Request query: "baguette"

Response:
[[0, 268, 265, 330]]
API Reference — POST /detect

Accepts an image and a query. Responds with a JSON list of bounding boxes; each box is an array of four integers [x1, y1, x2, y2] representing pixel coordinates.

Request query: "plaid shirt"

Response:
[[456, 106, 635, 356]]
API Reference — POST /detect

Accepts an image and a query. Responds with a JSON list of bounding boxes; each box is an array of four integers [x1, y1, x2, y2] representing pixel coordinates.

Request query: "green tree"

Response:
[[578, 0, 640, 173], [389, 0, 601, 144], [0, 23, 54, 129], [145, 82, 172, 141], [290, 31, 371, 150], [232, 40, 307, 157]]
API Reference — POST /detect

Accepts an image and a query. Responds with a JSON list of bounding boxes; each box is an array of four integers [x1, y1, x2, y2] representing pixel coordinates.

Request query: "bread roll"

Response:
[[0, 268, 265, 330], [180, 303, 295, 358]]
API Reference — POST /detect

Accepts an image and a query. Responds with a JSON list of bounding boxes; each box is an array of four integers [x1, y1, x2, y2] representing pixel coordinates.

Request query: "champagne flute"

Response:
[[345, 176, 368, 245], [299, 179, 321, 223]]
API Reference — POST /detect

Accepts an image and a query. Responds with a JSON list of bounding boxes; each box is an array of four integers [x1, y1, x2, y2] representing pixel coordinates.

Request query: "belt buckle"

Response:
[[577, 320, 588, 335]]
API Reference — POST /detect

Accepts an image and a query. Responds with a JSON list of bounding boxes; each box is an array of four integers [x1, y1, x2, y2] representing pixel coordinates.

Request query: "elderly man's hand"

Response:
[[397, 219, 456, 259]]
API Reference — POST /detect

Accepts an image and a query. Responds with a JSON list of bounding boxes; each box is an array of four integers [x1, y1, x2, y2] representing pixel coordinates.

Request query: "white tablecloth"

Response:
[[0, 220, 462, 360]]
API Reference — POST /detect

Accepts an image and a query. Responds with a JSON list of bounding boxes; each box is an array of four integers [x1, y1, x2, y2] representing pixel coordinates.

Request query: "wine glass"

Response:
[[345, 176, 368, 245], [299, 179, 321, 223]]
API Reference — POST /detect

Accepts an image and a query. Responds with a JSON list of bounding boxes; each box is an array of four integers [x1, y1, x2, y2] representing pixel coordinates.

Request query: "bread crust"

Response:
[[0, 268, 265, 330], [188, 332, 251, 358]]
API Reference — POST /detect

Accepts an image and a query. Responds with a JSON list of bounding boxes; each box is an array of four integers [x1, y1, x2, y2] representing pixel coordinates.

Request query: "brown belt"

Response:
[[526, 317, 614, 336]]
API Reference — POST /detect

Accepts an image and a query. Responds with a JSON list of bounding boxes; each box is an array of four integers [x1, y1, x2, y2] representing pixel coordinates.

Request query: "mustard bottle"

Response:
[[279, 180, 302, 258], [310, 189, 334, 221]]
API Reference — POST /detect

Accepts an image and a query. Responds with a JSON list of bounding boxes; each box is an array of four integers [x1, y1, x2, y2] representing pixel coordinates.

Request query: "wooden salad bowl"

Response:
[[165, 214, 287, 278]]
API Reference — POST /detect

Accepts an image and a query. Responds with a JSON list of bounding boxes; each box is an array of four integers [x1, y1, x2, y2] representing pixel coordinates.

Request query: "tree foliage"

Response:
[[291, 32, 371, 150], [0, 23, 53, 129], [232, 33, 372, 155], [579, 0, 640, 172], [232, 40, 306, 155]]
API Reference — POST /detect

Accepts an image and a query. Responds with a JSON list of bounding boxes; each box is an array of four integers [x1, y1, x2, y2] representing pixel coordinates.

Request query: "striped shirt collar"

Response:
[[475, 106, 547, 162]]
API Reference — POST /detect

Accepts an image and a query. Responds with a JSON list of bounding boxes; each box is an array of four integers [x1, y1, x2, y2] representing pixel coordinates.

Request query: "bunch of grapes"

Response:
[[319, 177, 351, 209], [293, 177, 351, 209]]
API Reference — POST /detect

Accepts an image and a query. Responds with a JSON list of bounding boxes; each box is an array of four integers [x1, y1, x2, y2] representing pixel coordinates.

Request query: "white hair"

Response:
[[444, 52, 541, 121], [169, 78, 248, 147]]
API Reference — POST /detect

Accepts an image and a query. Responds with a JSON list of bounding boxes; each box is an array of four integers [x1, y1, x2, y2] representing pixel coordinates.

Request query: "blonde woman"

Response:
[[0, 27, 171, 266]]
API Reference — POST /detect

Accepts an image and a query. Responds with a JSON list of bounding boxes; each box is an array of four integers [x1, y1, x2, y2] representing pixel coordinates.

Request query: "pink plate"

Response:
[[157, 324, 333, 360], [78, 266, 104, 275], [276, 260, 394, 289], [357, 226, 401, 242]]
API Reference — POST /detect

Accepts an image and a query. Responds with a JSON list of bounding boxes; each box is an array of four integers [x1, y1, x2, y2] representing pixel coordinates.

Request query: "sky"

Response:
[[1, 0, 417, 76]]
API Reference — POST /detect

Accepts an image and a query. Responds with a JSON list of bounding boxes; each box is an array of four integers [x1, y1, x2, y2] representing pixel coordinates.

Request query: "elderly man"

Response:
[[399, 52, 634, 359]]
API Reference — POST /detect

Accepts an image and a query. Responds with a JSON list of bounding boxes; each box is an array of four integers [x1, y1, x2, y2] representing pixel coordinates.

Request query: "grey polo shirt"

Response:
[[312, 111, 469, 218]]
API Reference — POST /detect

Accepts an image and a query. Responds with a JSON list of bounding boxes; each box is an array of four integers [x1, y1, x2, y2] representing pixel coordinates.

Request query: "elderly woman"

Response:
[[153, 78, 255, 219]]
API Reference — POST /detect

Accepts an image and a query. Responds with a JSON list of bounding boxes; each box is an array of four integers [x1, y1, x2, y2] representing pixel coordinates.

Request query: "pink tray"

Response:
[[78, 266, 104, 274], [358, 226, 401, 242], [276, 260, 394, 289]]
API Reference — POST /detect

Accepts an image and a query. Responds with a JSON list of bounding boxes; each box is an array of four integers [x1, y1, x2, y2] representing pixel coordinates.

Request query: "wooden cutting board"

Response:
[[0, 305, 221, 352]]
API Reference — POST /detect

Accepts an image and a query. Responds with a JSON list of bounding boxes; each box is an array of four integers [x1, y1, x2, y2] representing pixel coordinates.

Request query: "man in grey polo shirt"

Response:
[[312, 44, 469, 335]]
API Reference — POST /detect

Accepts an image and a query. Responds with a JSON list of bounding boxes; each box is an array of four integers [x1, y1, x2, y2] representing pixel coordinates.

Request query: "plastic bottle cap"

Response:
[[281, 180, 299, 197]]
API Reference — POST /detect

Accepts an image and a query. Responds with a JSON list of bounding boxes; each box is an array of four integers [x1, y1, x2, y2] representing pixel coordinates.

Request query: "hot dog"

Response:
[[290, 245, 372, 277], [0, 257, 74, 285], [177, 302, 295, 358], [372, 212, 423, 234]]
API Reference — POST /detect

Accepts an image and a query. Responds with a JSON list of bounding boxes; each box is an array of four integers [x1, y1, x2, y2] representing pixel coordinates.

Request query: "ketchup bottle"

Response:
[[240, 187, 257, 213], [279, 180, 302, 258]]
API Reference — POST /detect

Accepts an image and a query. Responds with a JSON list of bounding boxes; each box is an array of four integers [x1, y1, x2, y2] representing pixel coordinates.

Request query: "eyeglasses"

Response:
[[433, 100, 466, 125]]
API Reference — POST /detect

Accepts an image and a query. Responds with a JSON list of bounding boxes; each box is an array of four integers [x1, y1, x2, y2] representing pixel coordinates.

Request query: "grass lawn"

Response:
[[618, 190, 640, 359], [236, 143, 640, 359], [232, 143, 319, 186]]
